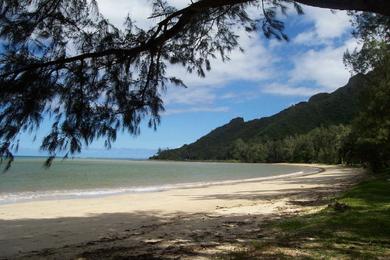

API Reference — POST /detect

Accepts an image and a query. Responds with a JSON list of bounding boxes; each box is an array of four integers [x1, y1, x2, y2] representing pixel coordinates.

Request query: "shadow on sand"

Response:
[[0, 168, 365, 259]]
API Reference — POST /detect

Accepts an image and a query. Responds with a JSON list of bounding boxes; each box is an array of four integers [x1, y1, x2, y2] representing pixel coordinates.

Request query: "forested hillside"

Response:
[[152, 73, 368, 162]]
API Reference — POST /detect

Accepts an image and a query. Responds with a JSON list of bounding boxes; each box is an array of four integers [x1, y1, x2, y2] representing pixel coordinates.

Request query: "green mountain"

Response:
[[153, 73, 368, 161]]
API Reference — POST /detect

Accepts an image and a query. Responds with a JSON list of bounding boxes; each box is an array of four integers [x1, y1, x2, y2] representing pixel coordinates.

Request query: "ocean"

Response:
[[0, 158, 316, 204]]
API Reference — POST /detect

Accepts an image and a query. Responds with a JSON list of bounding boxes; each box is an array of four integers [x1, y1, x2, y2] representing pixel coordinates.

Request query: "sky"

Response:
[[16, 0, 359, 158]]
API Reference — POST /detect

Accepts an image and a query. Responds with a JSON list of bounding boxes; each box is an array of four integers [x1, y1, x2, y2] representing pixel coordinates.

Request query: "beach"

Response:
[[0, 164, 364, 259]]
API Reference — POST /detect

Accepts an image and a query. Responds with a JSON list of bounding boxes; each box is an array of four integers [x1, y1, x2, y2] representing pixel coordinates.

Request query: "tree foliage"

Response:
[[155, 125, 351, 164], [0, 0, 389, 168], [0, 0, 308, 167], [342, 13, 390, 170]]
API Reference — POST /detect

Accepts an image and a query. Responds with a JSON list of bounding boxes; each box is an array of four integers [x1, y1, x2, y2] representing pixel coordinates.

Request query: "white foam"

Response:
[[0, 168, 320, 205]]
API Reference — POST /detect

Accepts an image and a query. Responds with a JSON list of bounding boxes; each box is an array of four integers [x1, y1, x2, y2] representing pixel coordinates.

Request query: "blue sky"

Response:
[[16, 1, 359, 158]]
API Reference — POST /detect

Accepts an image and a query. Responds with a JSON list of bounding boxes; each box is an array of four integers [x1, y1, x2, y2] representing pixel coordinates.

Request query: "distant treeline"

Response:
[[227, 125, 350, 164], [153, 125, 351, 165]]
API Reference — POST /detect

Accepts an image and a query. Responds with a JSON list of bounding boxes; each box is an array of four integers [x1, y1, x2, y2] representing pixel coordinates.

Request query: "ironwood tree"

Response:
[[0, 0, 388, 167], [342, 12, 390, 170]]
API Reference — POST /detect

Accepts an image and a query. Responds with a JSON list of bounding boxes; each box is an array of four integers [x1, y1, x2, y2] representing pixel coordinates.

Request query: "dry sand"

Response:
[[0, 164, 365, 259]]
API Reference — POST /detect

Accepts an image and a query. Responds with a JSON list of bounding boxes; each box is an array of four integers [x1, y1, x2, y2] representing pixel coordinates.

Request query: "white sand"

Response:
[[0, 164, 364, 259]]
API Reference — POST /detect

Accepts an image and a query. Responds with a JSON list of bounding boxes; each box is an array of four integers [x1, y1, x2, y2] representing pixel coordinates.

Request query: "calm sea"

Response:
[[0, 158, 316, 204]]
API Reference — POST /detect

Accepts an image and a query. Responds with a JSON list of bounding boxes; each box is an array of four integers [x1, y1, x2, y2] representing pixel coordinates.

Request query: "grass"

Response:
[[220, 170, 390, 259]]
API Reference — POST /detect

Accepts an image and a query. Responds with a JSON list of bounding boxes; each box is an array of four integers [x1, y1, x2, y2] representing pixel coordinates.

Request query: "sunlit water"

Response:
[[0, 158, 317, 204]]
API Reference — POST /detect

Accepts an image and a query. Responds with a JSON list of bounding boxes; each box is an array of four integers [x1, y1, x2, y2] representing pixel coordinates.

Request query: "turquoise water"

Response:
[[0, 158, 315, 204]]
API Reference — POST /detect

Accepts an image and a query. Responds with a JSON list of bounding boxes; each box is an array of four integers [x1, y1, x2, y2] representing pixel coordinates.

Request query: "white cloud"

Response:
[[219, 90, 261, 103], [97, 0, 191, 29], [307, 8, 350, 39], [162, 29, 276, 107], [163, 106, 229, 115], [166, 31, 274, 88], [97, 0, 153, 29], [266, 6, 358, 97], [294, 7, 351, 45], [294, 31, 319, 45], [261, 84, 325, 96], [164, 87, 216, 105], [96, 1, 358, 105], [97, 1, 275, 107], [289, 39, 359, 90]]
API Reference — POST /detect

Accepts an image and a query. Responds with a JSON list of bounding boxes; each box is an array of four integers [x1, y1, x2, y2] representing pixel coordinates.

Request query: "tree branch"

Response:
[[2, 0, 254, 78], [294, 0, 390, 16], [3, 0, 389, 78]]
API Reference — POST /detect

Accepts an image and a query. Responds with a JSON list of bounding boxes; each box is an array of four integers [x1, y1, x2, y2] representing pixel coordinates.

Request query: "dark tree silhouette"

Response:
[[0, 0, 388, 167], [342, 12, 390, 170], [294, 0, 390, 16]]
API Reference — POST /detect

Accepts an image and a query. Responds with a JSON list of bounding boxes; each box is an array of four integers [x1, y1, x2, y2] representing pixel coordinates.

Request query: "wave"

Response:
[[0, 167, 320, 205]]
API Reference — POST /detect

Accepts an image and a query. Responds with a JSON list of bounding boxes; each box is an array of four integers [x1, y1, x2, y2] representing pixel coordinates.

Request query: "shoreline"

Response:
[[0, 164, 364, 259], [0, 163, 320, 206]]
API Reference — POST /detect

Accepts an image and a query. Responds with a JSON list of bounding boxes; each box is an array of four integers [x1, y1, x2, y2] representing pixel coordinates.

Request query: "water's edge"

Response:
[[0, 166, 321, 205]]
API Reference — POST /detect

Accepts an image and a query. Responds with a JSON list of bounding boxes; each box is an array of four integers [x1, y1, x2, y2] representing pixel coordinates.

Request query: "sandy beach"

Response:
[[0, 164, 365, 259]]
